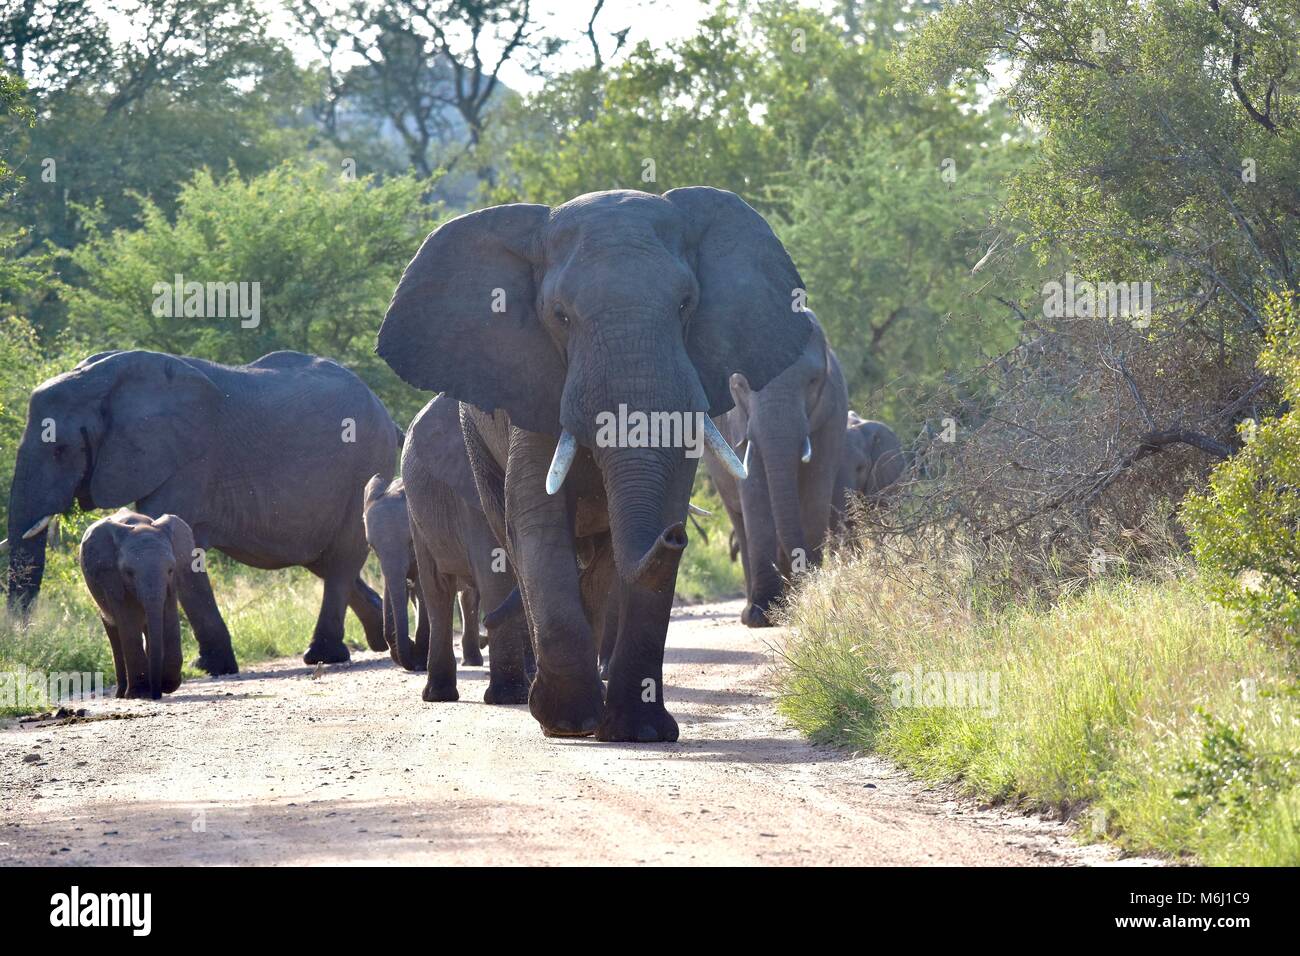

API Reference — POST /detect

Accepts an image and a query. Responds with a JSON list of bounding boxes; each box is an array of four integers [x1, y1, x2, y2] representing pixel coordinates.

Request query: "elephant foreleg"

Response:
[[173, 552, 239, 676], [505, 429, 603, 737], [416, 554, 458, 703], [101, 618, 128, 699], [598, 581, 679, 742], [411, 577, 430, 668]]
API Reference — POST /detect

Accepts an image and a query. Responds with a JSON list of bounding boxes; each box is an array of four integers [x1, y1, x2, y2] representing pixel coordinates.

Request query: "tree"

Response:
[[61, 163, 439, 422], [493, 1, 1030, 420], [872, 0, 1300, 565], [289, 0, 563, 185]]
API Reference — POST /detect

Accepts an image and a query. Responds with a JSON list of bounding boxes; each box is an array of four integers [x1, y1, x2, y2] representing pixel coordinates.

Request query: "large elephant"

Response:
[[705, 314, 848, 627], [5, 350, 396, 670], [401, 395, 531, 704], [834, 411, 904, 524], [79, 509, 190, 699], [377, 187, 813, 741]]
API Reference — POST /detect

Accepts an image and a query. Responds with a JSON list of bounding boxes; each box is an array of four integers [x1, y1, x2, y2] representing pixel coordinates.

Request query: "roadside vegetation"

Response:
[[777, 546, 1299, 866]]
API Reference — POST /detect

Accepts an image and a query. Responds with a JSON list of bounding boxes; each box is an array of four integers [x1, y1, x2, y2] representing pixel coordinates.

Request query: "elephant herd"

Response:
[[3, 187, 900, 741]]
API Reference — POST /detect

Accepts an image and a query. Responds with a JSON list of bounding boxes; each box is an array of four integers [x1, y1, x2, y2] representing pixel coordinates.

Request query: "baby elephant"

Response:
[[79, 510, 192, 699], [834, 411, 905, 525], [363, 475, 482, 670]]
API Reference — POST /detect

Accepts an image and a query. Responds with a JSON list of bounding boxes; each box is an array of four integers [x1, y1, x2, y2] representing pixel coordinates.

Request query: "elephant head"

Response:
[[6, 351, 221, 611], [837, 412, 905, 512], [728, 315, 844, 579], [377, 188, 813, 588]]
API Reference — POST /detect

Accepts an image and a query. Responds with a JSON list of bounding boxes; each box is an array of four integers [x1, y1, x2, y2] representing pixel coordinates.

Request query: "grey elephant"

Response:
[[401, 395, 531, 704], [79, 510, 191, 699], [705, 314, 849, 627], [834, 411, 905, 523], [363, 474, 482, 671], [5, 350, 396, 670], [377, 187, 813, 741]]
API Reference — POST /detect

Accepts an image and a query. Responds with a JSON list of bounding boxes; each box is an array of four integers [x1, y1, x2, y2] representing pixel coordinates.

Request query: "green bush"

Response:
[[62, 162, 440, 424], [1183, 292, 1300, 645]]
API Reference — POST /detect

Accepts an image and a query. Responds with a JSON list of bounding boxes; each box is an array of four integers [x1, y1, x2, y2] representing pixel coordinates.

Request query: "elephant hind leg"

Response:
[[348, 576, 388, 652], [458, 586, 483, 666]]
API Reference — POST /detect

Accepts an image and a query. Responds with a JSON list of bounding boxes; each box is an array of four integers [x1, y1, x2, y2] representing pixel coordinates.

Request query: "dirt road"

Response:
[[1, 600, 1116, 866]]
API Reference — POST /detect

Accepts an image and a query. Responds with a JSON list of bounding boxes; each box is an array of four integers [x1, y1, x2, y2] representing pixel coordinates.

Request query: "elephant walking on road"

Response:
[[79, 509, 191, 700], [6, 350, 396, 672], [705, 314, 849, 627], [378, 186, 814, 741], [401, 396, 531, 704]]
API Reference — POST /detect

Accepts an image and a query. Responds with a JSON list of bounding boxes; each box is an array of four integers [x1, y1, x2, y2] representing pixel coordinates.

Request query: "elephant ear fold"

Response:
[[153, 514, 196, 567], [377, 203, 565, 436], [665, 186, 813, 418], [84, 352, 223, 508]]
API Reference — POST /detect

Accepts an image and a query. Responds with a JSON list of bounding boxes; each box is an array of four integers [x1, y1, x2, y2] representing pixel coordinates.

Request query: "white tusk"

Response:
[[801, 436, 813, 463], [742, 440, 752, 475], [704, 418, 746, 480], [687, 503, 712, 517], [0, 538, 8, 553], [22, 515, 53, 540], [545, 430, 578, 496]]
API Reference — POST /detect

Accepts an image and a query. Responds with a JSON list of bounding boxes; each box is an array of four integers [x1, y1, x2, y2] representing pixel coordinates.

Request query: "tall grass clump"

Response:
[[776, 537, 1300, 865]]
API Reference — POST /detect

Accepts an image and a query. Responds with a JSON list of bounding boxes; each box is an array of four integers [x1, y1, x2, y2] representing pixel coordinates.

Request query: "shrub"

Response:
[[1183, 292, 1300, 646]]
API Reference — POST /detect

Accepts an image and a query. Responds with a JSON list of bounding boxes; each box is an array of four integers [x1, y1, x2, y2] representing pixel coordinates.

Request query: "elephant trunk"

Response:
[[140, 584, 168, 700], [379, 554, 416, 670], [6, 467, 59, 612], [598, 446, 687, 594], [762, 434, 810, 570]]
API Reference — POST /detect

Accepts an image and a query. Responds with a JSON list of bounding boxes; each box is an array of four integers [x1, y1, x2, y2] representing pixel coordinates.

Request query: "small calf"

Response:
[[79, 509, 193, 699]]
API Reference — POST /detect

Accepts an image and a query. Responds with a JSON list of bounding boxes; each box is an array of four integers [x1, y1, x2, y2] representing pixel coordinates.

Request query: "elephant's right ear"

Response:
[[377, 203, 565, 436]]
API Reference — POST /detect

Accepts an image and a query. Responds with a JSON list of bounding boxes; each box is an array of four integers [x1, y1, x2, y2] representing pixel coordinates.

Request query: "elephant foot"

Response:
[[460, 641, 484, 667], [192, 650, 240, 676], [303, 641, 350, 665], [529, 670, 603, 737], [114, 685, 127, 699], [421, 678, 460, 703], [597, 701, 679, 743], [483, 674, 531, 705], [363, 630, 389, 653], [741, 603, 775, 628], [123, 685, 156, 701]]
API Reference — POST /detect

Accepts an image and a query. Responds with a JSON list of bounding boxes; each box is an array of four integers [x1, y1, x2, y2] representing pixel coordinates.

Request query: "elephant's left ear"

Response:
[[665, 187, 813, 417], [153, 514, 196, 564]]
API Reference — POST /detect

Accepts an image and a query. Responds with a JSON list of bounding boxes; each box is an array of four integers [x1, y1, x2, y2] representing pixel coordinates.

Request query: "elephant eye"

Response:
[[554, 308, 569, 326], [679, 298, 691, 316]]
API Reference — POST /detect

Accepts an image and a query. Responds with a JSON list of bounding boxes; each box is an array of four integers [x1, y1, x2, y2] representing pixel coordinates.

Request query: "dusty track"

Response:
[[1, 600, 1117, 866]]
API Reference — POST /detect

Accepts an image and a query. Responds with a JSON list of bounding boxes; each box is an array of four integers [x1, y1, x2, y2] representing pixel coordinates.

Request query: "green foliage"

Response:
[[493, 1, 1031, 417], [778, 548, 1300, 864], [62, 163, 440, 423], [895, 0, 1298, 340], [1183, 293, 1300, 643], [1175, 711, 1299, 839]]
